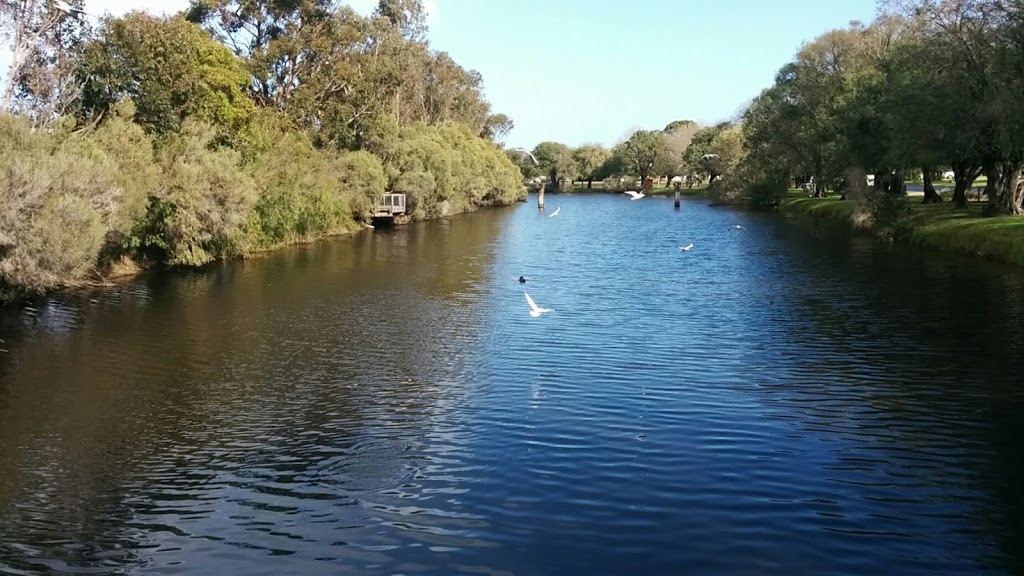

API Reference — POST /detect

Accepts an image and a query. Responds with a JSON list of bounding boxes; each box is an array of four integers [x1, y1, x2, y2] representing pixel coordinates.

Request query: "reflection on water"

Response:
[[1, 195, 1022, 575]]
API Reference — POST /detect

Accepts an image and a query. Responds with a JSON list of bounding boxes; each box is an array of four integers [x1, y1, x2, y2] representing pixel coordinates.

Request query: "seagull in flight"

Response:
[[512, 148, 539, 165], [624, 190, 645, 200], [729, 225, 747, 232], [525, 291, 553, 318], [548, 207, 560, 217], [679, 243, 694, 251], [53, 0, 85, 16], [701, 154, 720, 160]]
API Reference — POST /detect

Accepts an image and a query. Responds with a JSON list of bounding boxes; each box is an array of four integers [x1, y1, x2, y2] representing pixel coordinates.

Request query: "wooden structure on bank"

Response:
[[371, 193, 411, 227]]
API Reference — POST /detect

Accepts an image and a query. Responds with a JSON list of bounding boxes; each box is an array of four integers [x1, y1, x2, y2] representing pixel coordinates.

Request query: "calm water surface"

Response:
[[1, 193, 1023, 575]]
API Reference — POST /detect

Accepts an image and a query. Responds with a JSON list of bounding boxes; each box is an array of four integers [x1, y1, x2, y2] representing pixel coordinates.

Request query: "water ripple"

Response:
[[0, 196, 1022, 575]]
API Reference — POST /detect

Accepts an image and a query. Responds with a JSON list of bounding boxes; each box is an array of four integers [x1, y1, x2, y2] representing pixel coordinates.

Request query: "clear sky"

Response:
[[3, 0, 877, 149]]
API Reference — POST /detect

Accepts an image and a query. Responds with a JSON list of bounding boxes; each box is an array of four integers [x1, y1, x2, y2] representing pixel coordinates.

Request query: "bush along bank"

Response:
[[0, 5, 525, 305]]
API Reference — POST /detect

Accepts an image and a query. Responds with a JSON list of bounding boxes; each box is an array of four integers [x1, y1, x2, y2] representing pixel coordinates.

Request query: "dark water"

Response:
[[2, 193, 1023, 575]]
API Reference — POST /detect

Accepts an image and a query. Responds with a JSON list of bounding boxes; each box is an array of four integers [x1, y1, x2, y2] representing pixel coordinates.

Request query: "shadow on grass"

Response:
[[779, 193, 1024, 267]]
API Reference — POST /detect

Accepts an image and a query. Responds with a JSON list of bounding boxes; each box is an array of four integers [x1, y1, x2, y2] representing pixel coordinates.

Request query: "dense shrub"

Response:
[[0, 114, 126, 296]]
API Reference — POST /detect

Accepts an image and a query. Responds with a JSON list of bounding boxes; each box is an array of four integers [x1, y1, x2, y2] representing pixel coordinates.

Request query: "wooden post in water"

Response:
[[538, 182, 545, 210], [673, 181, 682, 208]]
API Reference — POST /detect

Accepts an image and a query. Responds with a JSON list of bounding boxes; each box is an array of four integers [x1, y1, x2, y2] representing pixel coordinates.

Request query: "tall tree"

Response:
[[572, 144, 611, 188], [480, 113, 513, 144], [77, 12, 254, 135], [1, 0, 87, 117], [658, 119, 700, 181], [374, 0, 427, 41], [532, 141, 575, 189], [618, 129, 664, 183]]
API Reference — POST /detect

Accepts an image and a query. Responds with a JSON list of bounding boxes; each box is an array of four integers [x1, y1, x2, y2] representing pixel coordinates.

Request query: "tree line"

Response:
[[0, 0, 524, 302], [520, 0, 1023, 217]]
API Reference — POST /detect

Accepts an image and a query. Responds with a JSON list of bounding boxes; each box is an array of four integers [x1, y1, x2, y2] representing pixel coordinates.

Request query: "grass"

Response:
[[778, 192, 1024, 267]]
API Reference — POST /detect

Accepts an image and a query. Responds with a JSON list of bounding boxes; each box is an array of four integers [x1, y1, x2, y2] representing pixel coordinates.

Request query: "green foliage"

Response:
[[247, 129, 349, 246], [73, 100, 161, 235], [146, 121, 257, 266], [386, 122, 523, 218], [0, 113, 126, 296], [865, 191, 914, 242], [2, 0, 528, 303], [481, 113, 514, 144], [532, 141, 575, 188], [334, 150, 388, 221], [78, 12, 254, 136], [618, 130, 664, 180], [573, 144, 612, 183], [746, 178, 789, 210]]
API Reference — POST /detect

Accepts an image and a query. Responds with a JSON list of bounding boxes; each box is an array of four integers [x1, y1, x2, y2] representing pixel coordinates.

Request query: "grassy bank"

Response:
[[778, 194, 1024, 267]]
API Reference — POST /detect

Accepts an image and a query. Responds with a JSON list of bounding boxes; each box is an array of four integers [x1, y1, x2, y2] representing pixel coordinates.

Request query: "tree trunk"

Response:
[[587, 179, 592, 189], [1, 40, 26, 112], [950, 160, 980, 209], [983, 159, 1001, 215], [872, 169, 888, 194], [991, 161, 1023, 216], [891, 169, 906, 195], [921, 166, 942, 204]]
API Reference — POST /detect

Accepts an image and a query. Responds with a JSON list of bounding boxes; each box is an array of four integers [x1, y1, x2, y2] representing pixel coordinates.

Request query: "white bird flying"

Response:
[[512, 148, 540, 165], [729, 225, 747, 232], [549, 207, 560, 217], [53, 0, 85, 15], [701, 154, 720, 160], [679, 243, 694, 251], [624, 190, 645, 200], [525, 291, 553, 318]]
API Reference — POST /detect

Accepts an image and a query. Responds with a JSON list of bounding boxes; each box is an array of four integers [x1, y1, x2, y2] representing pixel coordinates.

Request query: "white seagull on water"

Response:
[[729, 225, 747, 232], [679, 243, 694, 251], [525, 291, 553, 318], [548, 207, 560, 217], [624, 190, 645, 200]]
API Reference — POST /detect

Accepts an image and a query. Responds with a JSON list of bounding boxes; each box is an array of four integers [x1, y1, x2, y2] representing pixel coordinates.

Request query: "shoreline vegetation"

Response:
[[508, 0, 1024, 269], [1, 1, 525, 305], [5, 1, 1024, 305]]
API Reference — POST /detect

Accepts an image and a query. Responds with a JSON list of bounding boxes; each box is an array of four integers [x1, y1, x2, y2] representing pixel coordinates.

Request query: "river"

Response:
[[1, 193, 1022, 575]]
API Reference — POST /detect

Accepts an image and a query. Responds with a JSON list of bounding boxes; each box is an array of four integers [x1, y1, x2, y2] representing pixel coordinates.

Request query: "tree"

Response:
[[1, 0, 87, 119], [480, 113, 513, 144], [572, 144, 611, 188], [658, 119, 699, 180], [374, 0, 427, 41], [186, 0, 343, 107], [532, 141, 575, 189], [683, 123, 728, 184], [618, 129, 663, 183], [77, 13, 254, 136]]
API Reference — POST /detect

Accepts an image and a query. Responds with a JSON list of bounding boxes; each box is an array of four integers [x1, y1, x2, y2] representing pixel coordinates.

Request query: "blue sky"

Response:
[[3, 0, 876, 149], [424, 0, 877, 149]]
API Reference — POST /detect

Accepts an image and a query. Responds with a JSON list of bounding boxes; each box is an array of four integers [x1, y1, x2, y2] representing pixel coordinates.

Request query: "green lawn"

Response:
[[779, 193, 1024, 267]]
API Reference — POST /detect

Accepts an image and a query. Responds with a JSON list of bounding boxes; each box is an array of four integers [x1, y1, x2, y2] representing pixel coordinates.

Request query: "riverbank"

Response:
[[0, 199, 522, 307], [777, 193, 1024, 267], [0, 111, 526, 307]]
